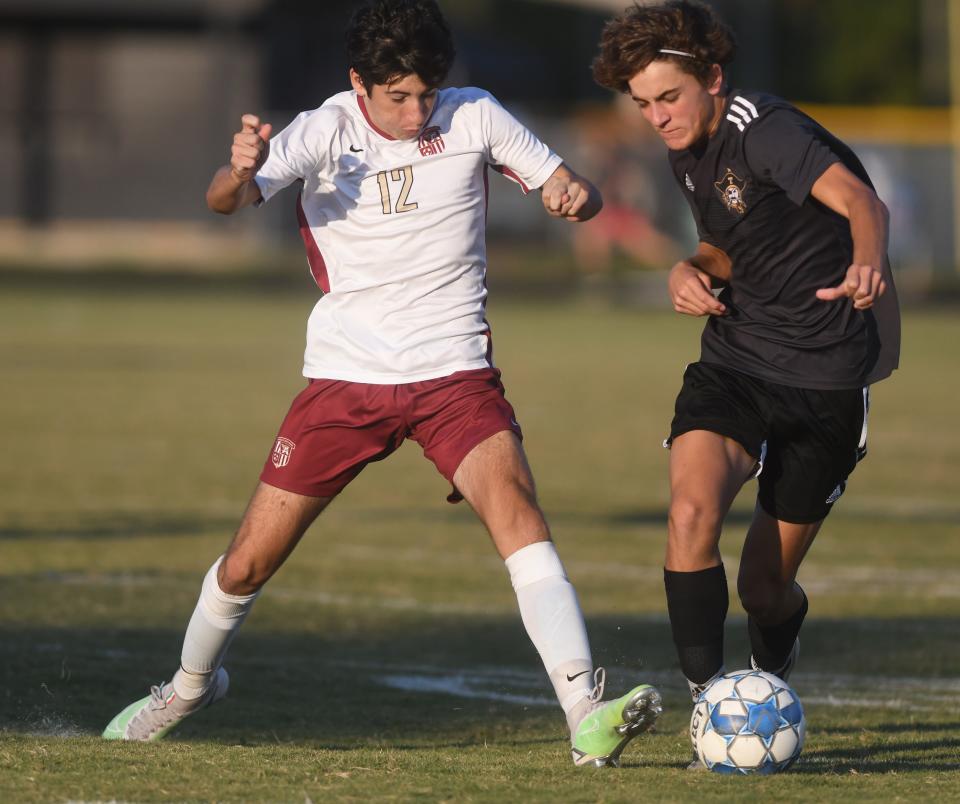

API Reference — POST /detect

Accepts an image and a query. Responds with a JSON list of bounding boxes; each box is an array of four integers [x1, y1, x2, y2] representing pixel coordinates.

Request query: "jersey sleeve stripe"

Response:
[[733, 95, 759, 118], [729, 104, 755, 126], [296, 194, 331, 294], [489, 163, 531, 194], [725, 114, 746, 132]]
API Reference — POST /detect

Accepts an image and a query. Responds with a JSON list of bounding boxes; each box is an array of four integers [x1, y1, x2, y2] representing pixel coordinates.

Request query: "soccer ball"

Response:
[[690, 669, 805, 774]]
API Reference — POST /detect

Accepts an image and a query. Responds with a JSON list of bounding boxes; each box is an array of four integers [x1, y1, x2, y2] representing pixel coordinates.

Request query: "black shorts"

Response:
[[666, 362, 869, 524]]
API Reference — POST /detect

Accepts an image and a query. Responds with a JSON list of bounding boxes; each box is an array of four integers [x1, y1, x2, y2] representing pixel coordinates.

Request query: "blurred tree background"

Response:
[[262, 0, 948, 111], [771, 0, 947, 105], [0, 0, 954, 284]]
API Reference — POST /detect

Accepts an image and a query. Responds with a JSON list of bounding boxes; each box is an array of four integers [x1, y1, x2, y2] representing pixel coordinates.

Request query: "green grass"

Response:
[[1, 283, 958, 802]]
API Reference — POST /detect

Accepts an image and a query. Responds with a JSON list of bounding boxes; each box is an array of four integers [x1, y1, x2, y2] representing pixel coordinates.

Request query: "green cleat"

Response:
[[571, 671, 663, 767], [102, 667, 229, 741]]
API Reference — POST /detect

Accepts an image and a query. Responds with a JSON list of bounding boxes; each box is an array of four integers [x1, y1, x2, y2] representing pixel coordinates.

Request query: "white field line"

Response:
[[77, 648, 960, 706], [27, 571, 503, 616], [371, 673, 960, 712], [377, 674, 555, 707], [331, 545, 960, 597], [315, 659, 960, 713], [27, 570, 660, 616], [35, 559, 960, 603], [9, 655, 958, 739], [369, 667, 960, 712], [796, 564, 960, 598]]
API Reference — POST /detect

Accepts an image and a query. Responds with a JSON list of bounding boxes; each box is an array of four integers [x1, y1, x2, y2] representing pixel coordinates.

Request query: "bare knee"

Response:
[[218, 550, 273, 596], [465, 463, 545, 537], [669, 495, 725, 538], [215, 484, 330, 595], [496, 483, 546, 529], [667, 497, 724, 567], [488, 494, 551, 551], [476, 484, 551, 558]]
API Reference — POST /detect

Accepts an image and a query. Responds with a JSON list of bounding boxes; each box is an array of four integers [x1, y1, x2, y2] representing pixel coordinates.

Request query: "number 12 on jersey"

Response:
[[376, 166, 418, 215]]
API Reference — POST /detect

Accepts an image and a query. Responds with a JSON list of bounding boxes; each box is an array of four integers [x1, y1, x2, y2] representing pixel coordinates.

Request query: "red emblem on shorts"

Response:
[[272, 437, 296, 468], [418, 126, 444, 156]]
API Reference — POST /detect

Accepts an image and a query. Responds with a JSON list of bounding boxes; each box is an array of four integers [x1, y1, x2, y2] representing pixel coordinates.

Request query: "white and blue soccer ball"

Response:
[[690, 669, 805, 775]]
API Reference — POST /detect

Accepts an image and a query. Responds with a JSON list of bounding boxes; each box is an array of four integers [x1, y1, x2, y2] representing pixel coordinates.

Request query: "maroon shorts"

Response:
[[259, 368, 523, 501]]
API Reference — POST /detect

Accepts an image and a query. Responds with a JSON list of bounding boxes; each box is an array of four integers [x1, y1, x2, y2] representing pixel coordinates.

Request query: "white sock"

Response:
[[173, 556, 259, 700], [505, 541, 595, 733]]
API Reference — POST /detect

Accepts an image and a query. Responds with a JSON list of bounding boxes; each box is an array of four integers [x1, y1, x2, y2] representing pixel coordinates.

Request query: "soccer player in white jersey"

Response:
[[102, 0, 661, 767]]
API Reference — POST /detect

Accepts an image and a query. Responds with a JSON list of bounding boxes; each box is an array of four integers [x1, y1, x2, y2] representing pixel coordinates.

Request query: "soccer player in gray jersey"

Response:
[[592, 0, 900, 760]]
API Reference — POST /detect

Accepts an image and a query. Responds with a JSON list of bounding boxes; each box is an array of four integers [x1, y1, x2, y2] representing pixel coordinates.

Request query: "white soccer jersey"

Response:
[[254, 87, 562, 383]]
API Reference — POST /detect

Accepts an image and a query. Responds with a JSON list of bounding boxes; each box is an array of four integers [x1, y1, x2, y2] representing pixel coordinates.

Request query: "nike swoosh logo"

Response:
[[349, 145, 363, 152], [566, 669, 591, 682]]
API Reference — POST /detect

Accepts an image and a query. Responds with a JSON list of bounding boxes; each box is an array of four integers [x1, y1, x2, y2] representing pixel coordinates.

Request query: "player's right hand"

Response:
[[668, 261, 727, 317], [230, 114, 273, 183], [815, 262, 887, 310]]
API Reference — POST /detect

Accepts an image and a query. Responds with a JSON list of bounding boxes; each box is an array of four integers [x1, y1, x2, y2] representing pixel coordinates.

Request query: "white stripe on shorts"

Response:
[[753, 439, 768, 479], [859, 387, 870, 449]]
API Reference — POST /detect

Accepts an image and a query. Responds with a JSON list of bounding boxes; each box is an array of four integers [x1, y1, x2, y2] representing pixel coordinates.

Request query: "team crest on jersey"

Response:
[[714, 168, 748, 214], [418, 126, 445, 156], [271, 437, 296, 469]]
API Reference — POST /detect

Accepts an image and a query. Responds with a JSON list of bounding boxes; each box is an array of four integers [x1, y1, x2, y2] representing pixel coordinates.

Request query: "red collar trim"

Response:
[[355, 92, 441, 142], [357, 95, 396, 141]]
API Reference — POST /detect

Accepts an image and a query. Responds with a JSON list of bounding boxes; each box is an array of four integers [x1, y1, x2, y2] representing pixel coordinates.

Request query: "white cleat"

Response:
[[102, 667, 229, 741]]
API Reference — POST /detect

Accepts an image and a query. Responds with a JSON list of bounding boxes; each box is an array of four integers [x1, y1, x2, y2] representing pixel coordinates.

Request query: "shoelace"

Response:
[[688, 668, 726, 703], [586, 667, 606, 703], [146, 682, 170, 711]]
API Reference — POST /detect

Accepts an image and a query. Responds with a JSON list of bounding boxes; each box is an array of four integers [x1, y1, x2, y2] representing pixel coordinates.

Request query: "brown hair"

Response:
[[592, 1, 736, 93]]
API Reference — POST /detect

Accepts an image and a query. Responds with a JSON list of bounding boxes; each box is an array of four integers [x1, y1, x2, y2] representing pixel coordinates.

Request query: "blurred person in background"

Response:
[[570, 95, 687, 278], [592, 0, 900, 763], [102, 0, 663, 768]]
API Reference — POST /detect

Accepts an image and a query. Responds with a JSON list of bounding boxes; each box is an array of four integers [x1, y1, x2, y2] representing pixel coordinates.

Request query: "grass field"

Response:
[[1, 281, 958, 802]]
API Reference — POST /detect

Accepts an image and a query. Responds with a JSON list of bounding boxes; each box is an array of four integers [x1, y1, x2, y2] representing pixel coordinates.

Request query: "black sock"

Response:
[[664, 565, 728, 685], [747, 586, 808, 672]]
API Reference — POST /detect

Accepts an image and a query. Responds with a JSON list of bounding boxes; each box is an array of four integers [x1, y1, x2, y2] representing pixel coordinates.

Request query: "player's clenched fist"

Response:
[[540, 164, 603, 222], [230, 114, 273, 183]]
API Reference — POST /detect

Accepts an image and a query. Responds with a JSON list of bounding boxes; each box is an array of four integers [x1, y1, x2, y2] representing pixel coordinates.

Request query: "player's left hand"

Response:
[[815, 262, 887, 310], [541, 166, 602, 222]]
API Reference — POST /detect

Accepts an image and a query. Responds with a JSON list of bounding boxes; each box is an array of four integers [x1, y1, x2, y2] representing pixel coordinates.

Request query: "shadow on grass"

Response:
[[636, 727, 960, 773], [825, 721, 960, 736], [1, 615, 958, 774], [0, 618, 673, 748], [797, 736, 960, 773]]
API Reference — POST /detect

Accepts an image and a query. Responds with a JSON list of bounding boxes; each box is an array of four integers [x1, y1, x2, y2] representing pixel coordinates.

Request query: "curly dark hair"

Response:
[[347, 0, 456, 92], [592, 1, 736, 93]]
